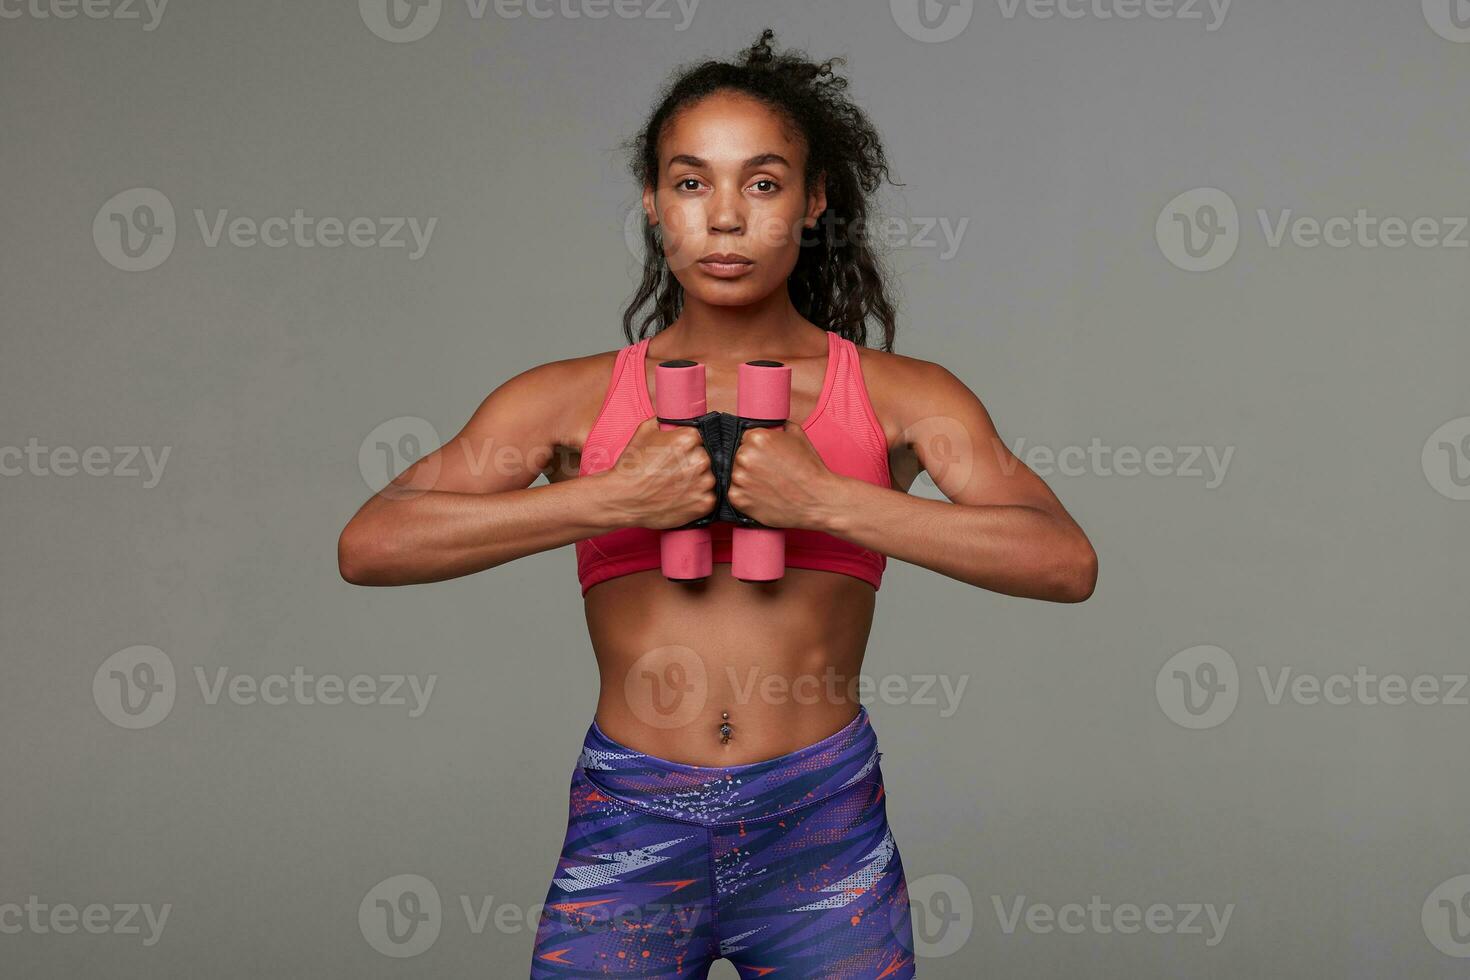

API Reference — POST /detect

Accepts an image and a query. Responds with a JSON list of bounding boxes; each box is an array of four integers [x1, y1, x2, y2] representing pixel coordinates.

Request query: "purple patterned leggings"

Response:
[[530, 706, 917, 978]]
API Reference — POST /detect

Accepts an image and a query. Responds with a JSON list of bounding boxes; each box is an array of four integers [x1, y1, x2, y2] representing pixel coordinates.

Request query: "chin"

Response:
[[683, 280, 773, 305]]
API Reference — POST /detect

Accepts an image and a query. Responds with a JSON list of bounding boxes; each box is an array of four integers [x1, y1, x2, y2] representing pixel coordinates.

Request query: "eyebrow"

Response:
[[665, 152, 792, 172]]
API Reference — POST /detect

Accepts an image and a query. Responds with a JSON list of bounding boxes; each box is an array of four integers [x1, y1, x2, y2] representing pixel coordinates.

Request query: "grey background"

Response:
[[3, 0, 1468, 976]]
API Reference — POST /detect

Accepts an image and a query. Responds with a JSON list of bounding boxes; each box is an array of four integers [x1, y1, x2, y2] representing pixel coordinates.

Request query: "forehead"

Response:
[[659, 91, 806, 169]]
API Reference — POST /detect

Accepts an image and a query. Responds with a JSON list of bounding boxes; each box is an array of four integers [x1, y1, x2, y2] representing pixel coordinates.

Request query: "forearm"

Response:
[[812, 475, 1097, 602], [338, 474, 621, 586]]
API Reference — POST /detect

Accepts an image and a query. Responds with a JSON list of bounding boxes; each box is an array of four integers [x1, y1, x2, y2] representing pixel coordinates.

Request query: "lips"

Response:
[[697, 252, 755, 278]]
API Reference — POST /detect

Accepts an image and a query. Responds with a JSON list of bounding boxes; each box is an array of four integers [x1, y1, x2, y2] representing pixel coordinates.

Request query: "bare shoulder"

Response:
[[510, 347, 620, 397], [854, 342, 981, 447], [466, 346, 623, 451]]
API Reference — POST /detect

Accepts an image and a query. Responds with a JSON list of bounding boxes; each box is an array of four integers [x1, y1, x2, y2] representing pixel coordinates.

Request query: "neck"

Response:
[[660, 290, 823, 361]]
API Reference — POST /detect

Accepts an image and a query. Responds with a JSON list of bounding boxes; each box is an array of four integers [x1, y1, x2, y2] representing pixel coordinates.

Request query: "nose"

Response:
[[707, 183, 744, 235]]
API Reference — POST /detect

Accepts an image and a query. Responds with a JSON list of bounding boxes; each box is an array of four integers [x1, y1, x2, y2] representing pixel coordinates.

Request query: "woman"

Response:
[[339, 28, 1096, 979]]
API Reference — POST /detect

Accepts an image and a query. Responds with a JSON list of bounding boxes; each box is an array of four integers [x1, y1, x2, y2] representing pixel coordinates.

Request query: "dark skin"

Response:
[[337, 90, 1098, 765]]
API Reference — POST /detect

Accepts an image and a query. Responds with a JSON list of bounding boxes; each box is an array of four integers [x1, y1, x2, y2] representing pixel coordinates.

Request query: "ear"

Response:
[[641, 184, 658, 228], [805, 171, 828, 227]]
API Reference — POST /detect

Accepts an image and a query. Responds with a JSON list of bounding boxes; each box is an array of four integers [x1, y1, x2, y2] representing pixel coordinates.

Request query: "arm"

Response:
[[824, 361, 1097, 602], [337, 357, 716, 587], [727, 359, 1097, 602], [336, 359, 613, 586]]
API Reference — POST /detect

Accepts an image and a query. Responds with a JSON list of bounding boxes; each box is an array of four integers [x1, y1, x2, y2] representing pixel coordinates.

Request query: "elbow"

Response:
[[337, 523, 384, 586], [1055, 537, 1098, 603], [1028, 530, 1096, 603]]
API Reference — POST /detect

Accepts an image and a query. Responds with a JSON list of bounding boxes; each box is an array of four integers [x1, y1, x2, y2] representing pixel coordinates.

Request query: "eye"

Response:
[[751, 179, 779, 193], [676, 178, 703, 192]]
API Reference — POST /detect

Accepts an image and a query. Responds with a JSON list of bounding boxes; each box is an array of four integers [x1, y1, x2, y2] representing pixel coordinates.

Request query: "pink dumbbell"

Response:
[[653, 357, 793, 584], [654, 358, 713, 582], [731, 359, 791, 583]]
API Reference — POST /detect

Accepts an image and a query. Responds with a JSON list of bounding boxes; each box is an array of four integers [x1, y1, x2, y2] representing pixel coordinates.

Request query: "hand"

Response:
[[725, 424, 839, 529], [600, 417, 717, 530]]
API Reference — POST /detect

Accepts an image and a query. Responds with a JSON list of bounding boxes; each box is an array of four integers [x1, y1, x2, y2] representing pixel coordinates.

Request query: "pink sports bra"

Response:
[[576, 330, 891, 596]]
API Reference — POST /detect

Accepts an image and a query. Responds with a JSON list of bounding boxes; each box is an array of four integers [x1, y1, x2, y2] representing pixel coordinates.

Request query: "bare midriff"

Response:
[[582, 566, 877, 766]]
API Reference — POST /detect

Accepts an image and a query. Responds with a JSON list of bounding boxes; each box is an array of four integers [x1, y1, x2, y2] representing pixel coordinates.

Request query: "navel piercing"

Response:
[[719, 710, 733, 744]]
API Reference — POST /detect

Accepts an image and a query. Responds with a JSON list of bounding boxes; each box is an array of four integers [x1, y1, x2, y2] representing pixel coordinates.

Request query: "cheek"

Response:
[[747, 204, 806, 258], [656, 203, 706, 272], [658, 200, 704, 242]]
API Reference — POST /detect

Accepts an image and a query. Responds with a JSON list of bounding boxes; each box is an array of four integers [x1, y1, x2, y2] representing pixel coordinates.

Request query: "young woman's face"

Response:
[[643, 90, 826, 308]]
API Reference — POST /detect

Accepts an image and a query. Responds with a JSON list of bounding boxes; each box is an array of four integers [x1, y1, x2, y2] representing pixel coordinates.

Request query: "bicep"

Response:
[[385, 362, 569, 497], [906, 364, 1070, 516]]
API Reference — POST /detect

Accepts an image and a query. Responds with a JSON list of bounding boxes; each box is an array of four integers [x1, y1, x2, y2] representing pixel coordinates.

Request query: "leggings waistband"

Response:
[[577, 706, 882, 825]]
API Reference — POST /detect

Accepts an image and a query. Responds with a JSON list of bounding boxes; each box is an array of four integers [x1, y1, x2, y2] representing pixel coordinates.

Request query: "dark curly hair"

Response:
[[620, 27, 902, 352]]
